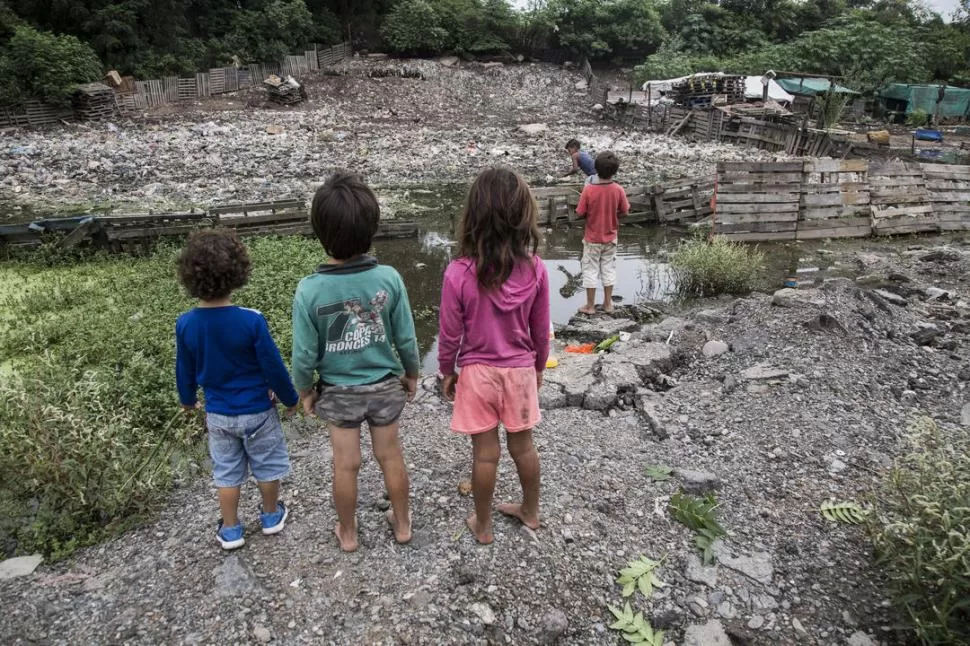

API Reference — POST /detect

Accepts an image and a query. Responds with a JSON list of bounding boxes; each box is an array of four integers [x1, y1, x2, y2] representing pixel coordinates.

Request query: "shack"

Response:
[[877, 83, 970, 123]]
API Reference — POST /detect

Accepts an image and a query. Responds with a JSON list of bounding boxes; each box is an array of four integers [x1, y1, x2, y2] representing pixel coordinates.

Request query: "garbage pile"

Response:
[[263, 75, 306, 106]]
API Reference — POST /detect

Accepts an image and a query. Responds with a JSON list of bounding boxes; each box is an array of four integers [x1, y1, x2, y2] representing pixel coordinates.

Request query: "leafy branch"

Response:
[[669, 492, 727, 565], [608, 603, 665, 646], [616, 555, 665, 599], [820, 500, 868, 525], [644, 464, 672, 482]]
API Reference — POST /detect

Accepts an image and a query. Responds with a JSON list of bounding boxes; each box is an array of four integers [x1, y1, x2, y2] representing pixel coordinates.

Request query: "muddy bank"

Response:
[[2, 239, 968, 645], [1, 58, 785, 216]]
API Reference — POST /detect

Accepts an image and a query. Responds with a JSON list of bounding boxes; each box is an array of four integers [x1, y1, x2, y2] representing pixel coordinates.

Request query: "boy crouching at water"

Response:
[[291, 171, 419, 552], [175, 229, 298, 550]]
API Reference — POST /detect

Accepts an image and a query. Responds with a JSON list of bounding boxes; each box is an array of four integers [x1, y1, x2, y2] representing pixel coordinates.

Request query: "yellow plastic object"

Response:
[[546, 357, 559, 369]]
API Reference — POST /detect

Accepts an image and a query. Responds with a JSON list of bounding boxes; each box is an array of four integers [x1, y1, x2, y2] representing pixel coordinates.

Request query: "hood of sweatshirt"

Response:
[[457, 256, 540, 313]]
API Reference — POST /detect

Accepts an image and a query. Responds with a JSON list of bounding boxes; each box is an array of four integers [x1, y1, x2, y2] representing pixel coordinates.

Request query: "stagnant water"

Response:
[[3, 183, 866, 371]]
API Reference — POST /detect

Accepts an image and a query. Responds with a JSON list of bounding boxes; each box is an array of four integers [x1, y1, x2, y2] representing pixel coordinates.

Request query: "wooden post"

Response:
[[647, 82, 652, 128]]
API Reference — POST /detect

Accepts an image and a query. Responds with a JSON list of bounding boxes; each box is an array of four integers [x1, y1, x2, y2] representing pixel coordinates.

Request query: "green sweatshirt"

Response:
[[291, 256, 420, 389]]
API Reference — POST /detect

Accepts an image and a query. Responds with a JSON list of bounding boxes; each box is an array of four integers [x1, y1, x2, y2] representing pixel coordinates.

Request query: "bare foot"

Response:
[[577, 306, 596, 315], [465, 514, 494, 545], [497, 503, 540, 530], [603, 304, 614, 314], [334, 522, 358, 552], [385, 509, 412, 544]]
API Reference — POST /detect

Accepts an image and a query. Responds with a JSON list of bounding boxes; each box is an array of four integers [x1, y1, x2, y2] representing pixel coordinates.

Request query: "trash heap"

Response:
[[263, 75, 307, 106], [72, 83, 118, 121]]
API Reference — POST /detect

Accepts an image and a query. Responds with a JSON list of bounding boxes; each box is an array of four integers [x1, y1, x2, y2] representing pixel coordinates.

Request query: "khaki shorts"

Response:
[[315, 377, 407, 429], [582, 240, 617, 288]]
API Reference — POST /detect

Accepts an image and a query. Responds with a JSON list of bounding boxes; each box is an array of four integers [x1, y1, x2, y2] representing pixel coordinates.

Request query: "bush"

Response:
[[0, 25, 102, 105], [381, 0, 448, 55], [669, 234, 763, 297], [0, 236, 325, 558], [225, 0, 316, 63], [869, 417, 970, 645], [906, 108, 930, 127]]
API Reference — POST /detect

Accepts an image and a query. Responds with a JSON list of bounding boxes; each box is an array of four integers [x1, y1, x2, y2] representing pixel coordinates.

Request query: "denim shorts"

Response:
[[206, 408, 290, 488]]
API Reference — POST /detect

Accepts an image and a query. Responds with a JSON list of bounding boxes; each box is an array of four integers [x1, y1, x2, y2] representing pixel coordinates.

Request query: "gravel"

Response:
[[2, 240, 968, 643]]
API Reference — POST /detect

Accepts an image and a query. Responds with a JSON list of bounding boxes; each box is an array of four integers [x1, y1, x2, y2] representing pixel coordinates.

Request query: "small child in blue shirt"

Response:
[[175, 229, 299, 550]]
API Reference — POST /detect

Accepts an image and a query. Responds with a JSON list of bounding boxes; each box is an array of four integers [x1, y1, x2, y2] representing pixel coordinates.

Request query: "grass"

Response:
[[0, 236, 326, 558], [669, 234, 764, 297]]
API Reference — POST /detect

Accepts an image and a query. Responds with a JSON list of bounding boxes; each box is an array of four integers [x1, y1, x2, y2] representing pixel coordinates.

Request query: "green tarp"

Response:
[[877, 83, 970, 118], [776, 78, 859, 96]]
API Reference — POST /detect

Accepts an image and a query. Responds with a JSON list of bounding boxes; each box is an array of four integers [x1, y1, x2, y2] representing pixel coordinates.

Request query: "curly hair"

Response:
[[177, 229, 251, 301], [457, 167, 540, 290], [594, 151, 620, 180]]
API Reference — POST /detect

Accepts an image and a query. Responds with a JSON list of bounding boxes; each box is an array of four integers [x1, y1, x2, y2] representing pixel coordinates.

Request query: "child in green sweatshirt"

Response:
[[292, 171, 420, 552]]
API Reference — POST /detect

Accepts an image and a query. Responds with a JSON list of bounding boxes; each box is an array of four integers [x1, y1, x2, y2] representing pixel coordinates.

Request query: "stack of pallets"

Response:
[[263, 75, 307, 105], [669, 75, 744, 108], [72, 83, 118, 121]]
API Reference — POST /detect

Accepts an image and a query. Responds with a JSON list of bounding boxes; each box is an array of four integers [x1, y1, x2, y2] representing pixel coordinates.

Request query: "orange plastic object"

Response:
[[564, 343, 596, 354]]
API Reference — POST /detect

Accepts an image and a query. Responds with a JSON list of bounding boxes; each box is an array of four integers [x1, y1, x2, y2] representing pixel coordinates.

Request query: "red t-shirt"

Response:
[[576, 181, 630, 244]]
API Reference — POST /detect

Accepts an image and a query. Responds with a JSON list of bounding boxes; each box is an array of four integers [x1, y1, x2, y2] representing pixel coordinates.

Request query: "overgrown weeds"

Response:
[[869, 416, 970, 644], [0, 236, 325, 558], [669, 492, 727, 565], [669, 234, 763, 297]]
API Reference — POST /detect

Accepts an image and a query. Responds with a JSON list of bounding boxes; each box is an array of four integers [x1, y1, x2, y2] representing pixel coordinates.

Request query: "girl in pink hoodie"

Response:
[[438, 167, 551, 545]]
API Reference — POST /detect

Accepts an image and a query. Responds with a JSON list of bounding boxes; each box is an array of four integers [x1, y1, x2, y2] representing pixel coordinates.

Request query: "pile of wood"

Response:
[[72, 82, 117, 121], [263, 74, 306, 105], [669, 75, 744, 108]]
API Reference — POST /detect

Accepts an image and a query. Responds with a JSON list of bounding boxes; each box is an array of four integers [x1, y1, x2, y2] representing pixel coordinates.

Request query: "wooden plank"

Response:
[[717, 212, 798, 225], [796, 224, 871, 240], [718, 162, 807, 174], [870, 166, 924, 176], [719, 230, 797, 241], [718, 173, 804, 184], [871, 193, 930, 206], [869, 177, 926, 187], [872, 205, 936, 217], [220, 213, 307, 227], [717, 203, 799, 215], [801, 193, 843, 208], [714, 183, 797, 194], [801, 207, 843, 220], [715, 192, 800, 204]]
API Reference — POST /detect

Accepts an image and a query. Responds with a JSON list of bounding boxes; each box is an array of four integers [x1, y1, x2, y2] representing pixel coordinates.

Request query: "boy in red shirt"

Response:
[[575, 152, 629, 314]]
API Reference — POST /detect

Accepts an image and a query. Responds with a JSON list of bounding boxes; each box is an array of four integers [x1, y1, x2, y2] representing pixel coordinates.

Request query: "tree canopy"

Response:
[[0, 0, 967, 103]]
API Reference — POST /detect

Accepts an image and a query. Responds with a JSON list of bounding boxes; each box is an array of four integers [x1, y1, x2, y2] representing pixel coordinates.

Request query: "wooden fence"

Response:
[[0, 42, 351, 128], [531, 177, 713, 227], [713, 160, 970, 241]]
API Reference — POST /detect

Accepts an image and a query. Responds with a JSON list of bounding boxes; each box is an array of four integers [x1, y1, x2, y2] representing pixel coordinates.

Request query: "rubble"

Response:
[[263, 74, 306, 106]]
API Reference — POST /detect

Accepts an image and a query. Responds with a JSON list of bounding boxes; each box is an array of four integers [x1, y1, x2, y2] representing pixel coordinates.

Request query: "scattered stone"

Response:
[[741, 364, 789, 381], [561, 528, 575, 544], [828, 457, 848, 473], [518, 123, 549, 135], [962, 403, 970, 427], [792, 617, 808, 639], [253, 624, 271, 643], [688, 596, 710, 617], [439, 56, 459, 67], [539, 608, 568, 644], [716, 601, 736, 619], [873, 289, 909, 307], [747, 615, 765, 630], [674, 468, 721, 494], [712, 542, 773, 584], [920, 249, 962, 263], [911, 323, 943, 346], [582, 381, 618, 412], [805, 312, 847, 334], [592, 103, 604, 112], [470, 602, 496, 625], [722, 374, 738, 393], [0, 555, 43, 580], [702, 340, 729, 357], [574, 79, 588, 90], [213, 555, 260, 597], [481, 61, 504, 70], [771, 288, 824, 308], [847, 630, 876, 646], [598, 354, 641, 389], [682, 619, 732, 646], [539, 383, 567, 410], [685, 553, 718, 587], [925, 286, 953, 301], [265, 125, 284, 135]]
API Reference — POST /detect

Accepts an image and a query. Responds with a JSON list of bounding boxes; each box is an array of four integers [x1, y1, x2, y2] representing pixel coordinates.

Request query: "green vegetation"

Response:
[[0, 237, 325, 558], [669, 234, 764, 297], [607, 602, 665, 646], [616, 555, 665, 598], [869, 417, 970, 645], [820, 500, 868, 524], [0, 25, 102, 105], [669, 491, 727, 565]]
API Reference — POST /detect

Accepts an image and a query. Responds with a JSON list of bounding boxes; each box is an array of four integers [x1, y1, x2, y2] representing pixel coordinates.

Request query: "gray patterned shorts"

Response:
[[315, 376, 408, 429]]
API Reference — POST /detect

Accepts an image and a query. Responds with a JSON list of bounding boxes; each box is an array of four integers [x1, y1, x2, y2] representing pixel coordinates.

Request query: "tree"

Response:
[[0, 24, 103, 104], [225, 0, 317, 62], [543, 0, 666, 60], [381, 0, 448, 54]]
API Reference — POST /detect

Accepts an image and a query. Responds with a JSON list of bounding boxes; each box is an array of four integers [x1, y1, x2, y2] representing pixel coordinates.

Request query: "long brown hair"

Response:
[[457, 167, 540, 289]]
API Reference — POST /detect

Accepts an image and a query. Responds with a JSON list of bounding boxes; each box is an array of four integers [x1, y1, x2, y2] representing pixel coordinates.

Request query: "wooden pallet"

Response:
[[870, 162, 938, 235], [714, 162, 805, 240], [923, 163, 970, 231]]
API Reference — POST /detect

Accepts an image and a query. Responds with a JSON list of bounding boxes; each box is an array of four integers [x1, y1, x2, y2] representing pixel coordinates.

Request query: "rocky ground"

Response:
[[1, 57, 783, 216], [2, 238, 968, 645]]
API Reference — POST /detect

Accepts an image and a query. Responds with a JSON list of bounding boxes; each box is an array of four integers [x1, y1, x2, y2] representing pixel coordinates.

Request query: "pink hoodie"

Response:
[[438, 256, 550, 376]]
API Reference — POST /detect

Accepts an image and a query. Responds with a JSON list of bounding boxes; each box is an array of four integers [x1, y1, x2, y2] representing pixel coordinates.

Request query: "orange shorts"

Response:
[[451, 364, 541, 434]]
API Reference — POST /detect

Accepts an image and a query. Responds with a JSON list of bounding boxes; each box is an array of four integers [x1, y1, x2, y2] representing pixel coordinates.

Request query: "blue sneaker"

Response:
[[260, 501, 288, 535], [216, 520, 245, 550]]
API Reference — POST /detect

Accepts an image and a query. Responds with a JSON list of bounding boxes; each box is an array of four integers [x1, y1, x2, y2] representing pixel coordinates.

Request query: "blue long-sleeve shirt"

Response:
[[175, 306, 299, 415]]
